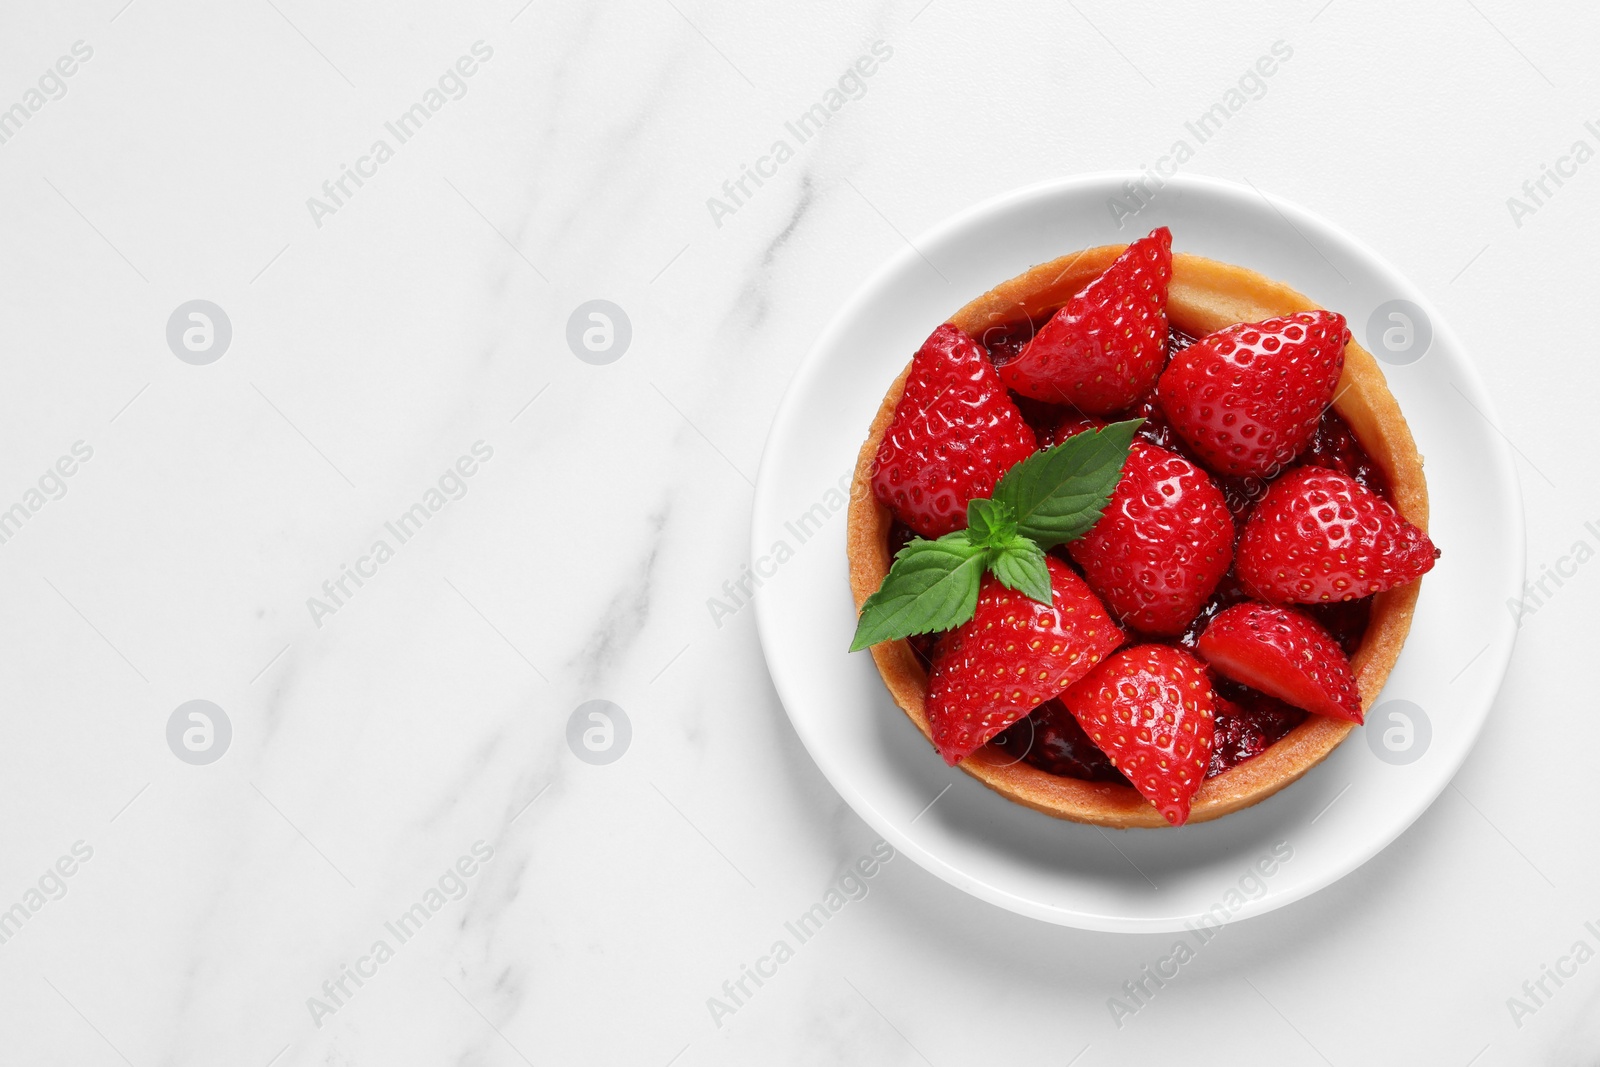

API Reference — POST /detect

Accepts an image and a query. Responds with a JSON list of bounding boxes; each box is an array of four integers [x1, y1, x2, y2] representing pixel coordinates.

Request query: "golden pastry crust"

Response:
[[846, 246, 1429, 828]]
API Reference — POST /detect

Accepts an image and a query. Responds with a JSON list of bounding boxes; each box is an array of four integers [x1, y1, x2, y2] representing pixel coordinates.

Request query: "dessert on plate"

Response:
[[846, 227, 1439, 828]]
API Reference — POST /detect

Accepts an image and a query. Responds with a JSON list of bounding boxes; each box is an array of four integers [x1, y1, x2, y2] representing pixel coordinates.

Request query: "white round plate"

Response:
[[751, 174, 1523, 932]]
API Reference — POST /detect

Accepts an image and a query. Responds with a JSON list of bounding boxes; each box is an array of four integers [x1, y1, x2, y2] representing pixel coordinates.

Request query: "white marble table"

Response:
[[0, 1, 1593, 1064]]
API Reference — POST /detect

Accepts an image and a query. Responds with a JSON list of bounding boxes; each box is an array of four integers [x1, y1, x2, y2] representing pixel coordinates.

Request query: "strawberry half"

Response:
[[1198, 603, 1363, 723], [871, 323, 1038, 538], [924, 557, 1123, 765], [997, 227, 1172, 414], [1062, 644, 1216, 826], [1067, 440, 1234, 636], [1156, 311, 1349, 478], [1236, 466, 1439, 603]]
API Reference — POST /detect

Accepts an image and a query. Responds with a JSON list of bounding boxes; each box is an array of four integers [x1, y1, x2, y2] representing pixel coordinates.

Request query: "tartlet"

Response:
[[847, 244, 1429, 828]]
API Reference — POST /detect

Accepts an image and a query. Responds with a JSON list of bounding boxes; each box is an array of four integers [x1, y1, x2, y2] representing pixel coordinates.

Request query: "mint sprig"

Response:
[[850, 420, 1139, 652], [847, 532, 987, 652], [988, 538, 1051, 603], [993, 419, 1140, 547]]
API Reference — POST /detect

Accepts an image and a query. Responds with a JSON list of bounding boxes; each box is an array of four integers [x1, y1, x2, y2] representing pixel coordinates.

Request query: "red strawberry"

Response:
[[925, 557, 1123, 765], [871, 323, 1037, 538], [1066, 440, 1234, 636], [1062, 644, 1216, 826], [1156, 311, 1349, 478], [997, 227, 1172, 414], [1236, 466, 1439, 603], [1198, 603, 1363, 723]]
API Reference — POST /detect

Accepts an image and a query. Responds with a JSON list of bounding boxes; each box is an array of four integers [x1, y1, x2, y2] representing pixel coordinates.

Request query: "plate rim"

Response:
[[751, 171, 1526, 931]]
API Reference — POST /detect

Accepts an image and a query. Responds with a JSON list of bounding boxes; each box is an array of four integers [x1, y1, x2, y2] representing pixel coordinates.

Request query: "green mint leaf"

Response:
[[849, 532, 987, 652], [965, 497, 1017, 546], [988, 538, 1052, 605], [991, 419, 1140, 548]]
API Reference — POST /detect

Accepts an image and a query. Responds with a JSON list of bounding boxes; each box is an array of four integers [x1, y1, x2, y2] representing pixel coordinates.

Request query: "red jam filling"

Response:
[[890, 316, 1390, 783], [991, 698, 1126, 782]]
